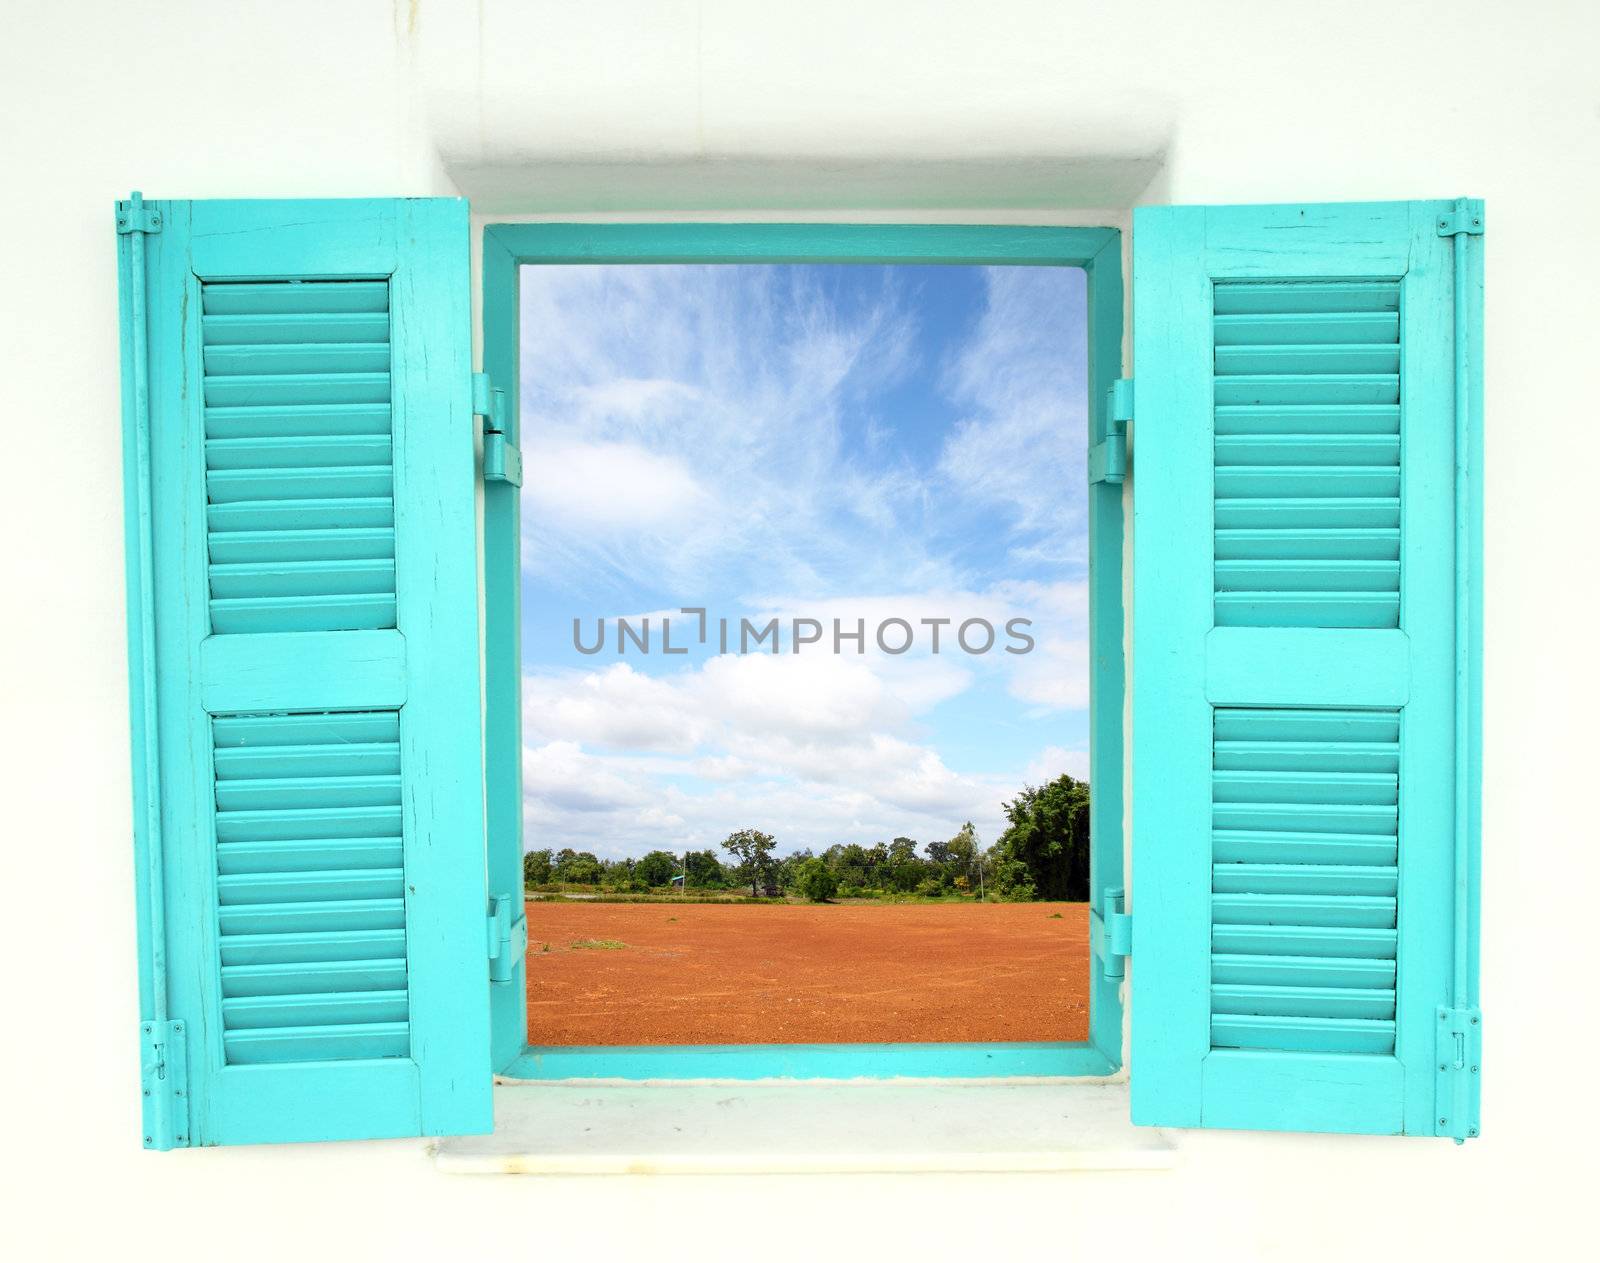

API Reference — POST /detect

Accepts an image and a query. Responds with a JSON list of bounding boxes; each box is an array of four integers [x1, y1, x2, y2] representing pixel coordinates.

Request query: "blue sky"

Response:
[[519, 262, 1087, 858]]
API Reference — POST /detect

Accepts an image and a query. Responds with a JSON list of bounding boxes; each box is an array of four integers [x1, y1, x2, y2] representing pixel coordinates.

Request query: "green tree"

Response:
[[793, 857, 838, 902], [605, 857, 650, 891], [522, 848, 553, 885], [774, 848, 815, 894], [552, 849, 603, 884], [993, 774, 1091, 901], [633, 850, 679, 888], [831, 842, 870, 886], [944, 822, 979, 877], [684, 849, 726, 889], [721, 828, 777, 897], [887, 858, 924, 892]]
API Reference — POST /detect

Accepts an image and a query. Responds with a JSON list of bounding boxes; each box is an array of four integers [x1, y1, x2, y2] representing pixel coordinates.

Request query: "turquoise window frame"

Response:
[[481, 223, 1125, 1080]]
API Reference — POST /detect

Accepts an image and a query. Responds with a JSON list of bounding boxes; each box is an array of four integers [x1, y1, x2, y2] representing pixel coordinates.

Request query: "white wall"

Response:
[[3, 1, 1595, 1258]]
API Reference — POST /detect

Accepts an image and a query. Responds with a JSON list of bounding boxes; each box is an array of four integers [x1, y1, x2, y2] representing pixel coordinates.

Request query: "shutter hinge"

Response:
[[116, 190, 163, 235], [1091, 885, 1133, 979], [1434, 1006, 1482, 1143], [139, 1018, 190, 1150], [1089, 378, 1133, 485], [472, 372, 522, 487], [487, 894, 528, 984], [1436, 200, 1484, 237]]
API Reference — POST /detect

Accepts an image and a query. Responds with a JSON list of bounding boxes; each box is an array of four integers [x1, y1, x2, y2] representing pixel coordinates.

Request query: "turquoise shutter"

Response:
[[1131, 201, 1482, 1137], [116, 197, 491, 1147]]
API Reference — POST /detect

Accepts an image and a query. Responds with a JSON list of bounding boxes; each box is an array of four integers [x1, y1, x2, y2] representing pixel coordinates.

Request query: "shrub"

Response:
[[991, 857, 1037, 902], [793, 857, 838, 903]]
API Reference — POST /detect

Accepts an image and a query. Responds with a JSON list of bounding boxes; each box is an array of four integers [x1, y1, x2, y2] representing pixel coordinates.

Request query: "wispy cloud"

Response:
[[936, 268, 1092, 569], [520, 264, 938, 600]]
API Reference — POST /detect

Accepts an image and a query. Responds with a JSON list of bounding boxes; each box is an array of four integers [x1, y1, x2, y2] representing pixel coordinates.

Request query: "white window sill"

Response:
[[433, 1080, 1177, 1175]]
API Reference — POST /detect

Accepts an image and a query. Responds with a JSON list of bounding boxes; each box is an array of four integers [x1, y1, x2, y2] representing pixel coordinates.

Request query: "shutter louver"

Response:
[[1132, 201, 1481, 1137], [1213, 282, 1401, 630], [213, 711, 410, 1065], [202, 281, 398, 635], [118, 198, 491, 1147], [1210, 707, 1399, 1055]]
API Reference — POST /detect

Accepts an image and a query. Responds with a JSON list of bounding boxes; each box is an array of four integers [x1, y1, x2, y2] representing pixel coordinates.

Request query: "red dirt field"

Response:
[[524, 899, 1090, 1046]]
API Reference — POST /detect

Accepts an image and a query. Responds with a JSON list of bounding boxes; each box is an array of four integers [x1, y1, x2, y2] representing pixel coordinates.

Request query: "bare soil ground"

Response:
[[524, 900, 1090, 1045]]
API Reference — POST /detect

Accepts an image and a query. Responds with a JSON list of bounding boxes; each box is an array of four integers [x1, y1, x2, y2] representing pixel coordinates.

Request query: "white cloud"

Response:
[[522, 663, 709, 754], [522, 440, 707, 530], [571, 377, 697, 420], [521, 741, 652, 813], [518, 612, 1089, 858], [1024, 744, 1092, 784], [521, 742, 1006, 861], [1009, 636, 1091, 710]]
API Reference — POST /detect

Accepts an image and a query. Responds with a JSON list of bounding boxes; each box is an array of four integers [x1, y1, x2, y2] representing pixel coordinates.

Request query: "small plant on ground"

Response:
[[569, 938, 627, 951]]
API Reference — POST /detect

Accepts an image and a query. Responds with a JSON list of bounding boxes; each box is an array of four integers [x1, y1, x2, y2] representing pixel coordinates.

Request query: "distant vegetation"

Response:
[[523, 773, 1090, 904]]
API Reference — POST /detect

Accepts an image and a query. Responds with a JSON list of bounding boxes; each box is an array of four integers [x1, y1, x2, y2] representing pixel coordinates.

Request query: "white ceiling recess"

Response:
[[407, 0, 1173, 212]]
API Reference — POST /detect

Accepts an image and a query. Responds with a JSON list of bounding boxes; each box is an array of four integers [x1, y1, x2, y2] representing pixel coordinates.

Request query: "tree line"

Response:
[[523, 772, 1090, 903]]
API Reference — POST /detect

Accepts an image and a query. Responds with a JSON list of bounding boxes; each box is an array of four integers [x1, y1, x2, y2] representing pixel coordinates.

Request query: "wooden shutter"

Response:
[[117, 198, 491, 1147], [1130, 201, 1482, 1136]]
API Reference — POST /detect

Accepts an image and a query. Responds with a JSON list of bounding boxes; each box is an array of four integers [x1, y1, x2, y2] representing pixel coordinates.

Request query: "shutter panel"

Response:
[[1131, 201, 1482, 1137], [117, 199, 491, 1147]]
